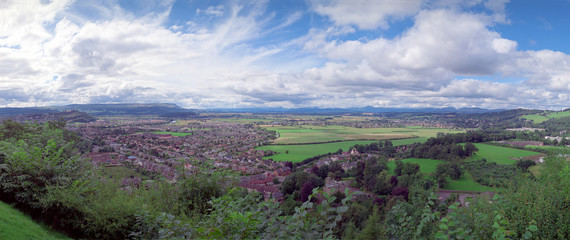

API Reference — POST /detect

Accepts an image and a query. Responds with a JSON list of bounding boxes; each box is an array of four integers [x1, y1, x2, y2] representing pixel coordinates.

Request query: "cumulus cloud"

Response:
[[0, 0, 568, 110], [311, 0, 423, 30]]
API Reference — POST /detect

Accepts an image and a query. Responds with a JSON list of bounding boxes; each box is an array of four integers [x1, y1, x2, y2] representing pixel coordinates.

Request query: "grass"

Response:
[[387, 158, 446, 174], [546, 111, 570, 119], [521, 110, 570, 123], [264, 125, 464, 144], [469, 143, 541, 165], [257, 137, 429, 162], [443, 172, 496, 192], [521, 114, 550, 123], [257, 140, 377, 162], [0, 201, 71, 240]]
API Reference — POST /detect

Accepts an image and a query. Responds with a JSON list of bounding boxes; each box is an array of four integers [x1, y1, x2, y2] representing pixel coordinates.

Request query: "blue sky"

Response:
[[0, 0, 568, 109]]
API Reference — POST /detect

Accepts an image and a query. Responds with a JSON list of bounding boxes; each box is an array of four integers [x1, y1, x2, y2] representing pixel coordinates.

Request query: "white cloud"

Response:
[[311, 0, 423, 30], [0, 0, 568, 110], [196, 5, 224, 16]]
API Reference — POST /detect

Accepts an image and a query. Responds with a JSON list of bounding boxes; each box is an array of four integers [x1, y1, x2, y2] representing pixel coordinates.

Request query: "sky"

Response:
[[0, 0, 569, 110]]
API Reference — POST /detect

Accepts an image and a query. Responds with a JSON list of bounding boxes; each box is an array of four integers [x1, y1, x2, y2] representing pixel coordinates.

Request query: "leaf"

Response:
[[435, 231, 449, 240], [528, 225, 537, 232]]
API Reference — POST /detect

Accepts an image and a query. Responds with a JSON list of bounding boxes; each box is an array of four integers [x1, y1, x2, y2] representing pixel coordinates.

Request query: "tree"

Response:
[[374, 170, 393, 195], [433, 164, 449, 188], [516, 159, 536, 172], [402, 162, 420, 176], [464, 142, 478, 156], [446, 162, 463, 180], [300, 182, 314, 202], [394, 159, 404, 176], [356, 207, 385, 239]]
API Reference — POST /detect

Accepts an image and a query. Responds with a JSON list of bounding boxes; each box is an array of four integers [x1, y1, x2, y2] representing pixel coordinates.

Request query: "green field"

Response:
[[258, 138, 428, 162], [263, 125, 463, 144], [520, 114, 550, 123], [443, 172, 496, 191], [387, 158, 446, 174], [521, 110, 570, 123], [546, 111, 570, 118], [0, 201, 70, 240], [257, 140, 376, 162], [470, 143, 541, 165]]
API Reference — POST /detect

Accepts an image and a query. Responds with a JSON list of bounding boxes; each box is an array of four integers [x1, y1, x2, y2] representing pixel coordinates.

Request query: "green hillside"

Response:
[[0, 201, 70, 240]]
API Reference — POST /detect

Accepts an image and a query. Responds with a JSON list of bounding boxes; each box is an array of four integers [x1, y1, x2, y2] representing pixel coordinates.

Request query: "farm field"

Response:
[[521, 110, 570, 123], [470, 143, 541, 165], [257, 140, 376, 162], [263, 125, 464, 144], [0, 201, 70, 240], [443, 172, 496, 192], [520, 114, 549, 123], [546, 111, 570, 118], [387, 158, 446, 174], [258, 138, 429, 162]]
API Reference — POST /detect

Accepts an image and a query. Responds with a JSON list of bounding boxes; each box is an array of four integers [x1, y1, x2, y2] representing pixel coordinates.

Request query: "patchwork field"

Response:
[[0, 201, 70, 240], [387, 158, 446, 174], [470, 143, 541, 165], [263, 125, 464, 144]]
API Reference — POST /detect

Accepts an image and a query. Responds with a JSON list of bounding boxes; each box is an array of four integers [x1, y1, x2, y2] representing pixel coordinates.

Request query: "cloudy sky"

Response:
[[1, 0, 569, 109]]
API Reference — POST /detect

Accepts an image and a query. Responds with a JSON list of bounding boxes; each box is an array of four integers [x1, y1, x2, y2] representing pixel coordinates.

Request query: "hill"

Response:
[[49, 103, 194, 116], [0, 201, 70, 240]]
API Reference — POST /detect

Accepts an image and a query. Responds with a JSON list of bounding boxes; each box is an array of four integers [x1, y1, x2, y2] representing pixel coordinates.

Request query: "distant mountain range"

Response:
[[0, 103, 557, 117], [0, 103, 192, 117], [205, 106, 506, 114]]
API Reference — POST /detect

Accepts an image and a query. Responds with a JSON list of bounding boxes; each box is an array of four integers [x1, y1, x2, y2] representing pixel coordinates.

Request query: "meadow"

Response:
[[469, 143, 541, 165], [521, 109, 570, 123], [443, 172, 496, 192], [258, 138, 429, 162], [257, 140, 377, 162], [387, 158, 446, 174], [263, 125, 463, 144], [384, 158, 494, 191], [520, 113, 550, 123], [0, 201, 70, 240]]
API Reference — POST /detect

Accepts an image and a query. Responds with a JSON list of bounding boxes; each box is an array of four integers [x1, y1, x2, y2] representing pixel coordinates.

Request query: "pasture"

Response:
[[387, 158, 446, 174], [470, 143, 541, 165], [521, 110, 570, 123], [546, 110, 570, 118], [443, 172, 496, 192], [0, 201, 70, 240], [258, 138, 429, 162], [263, 125, 464, 144], [257, 140, 377, 162], [520, 114, 549, 123]]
